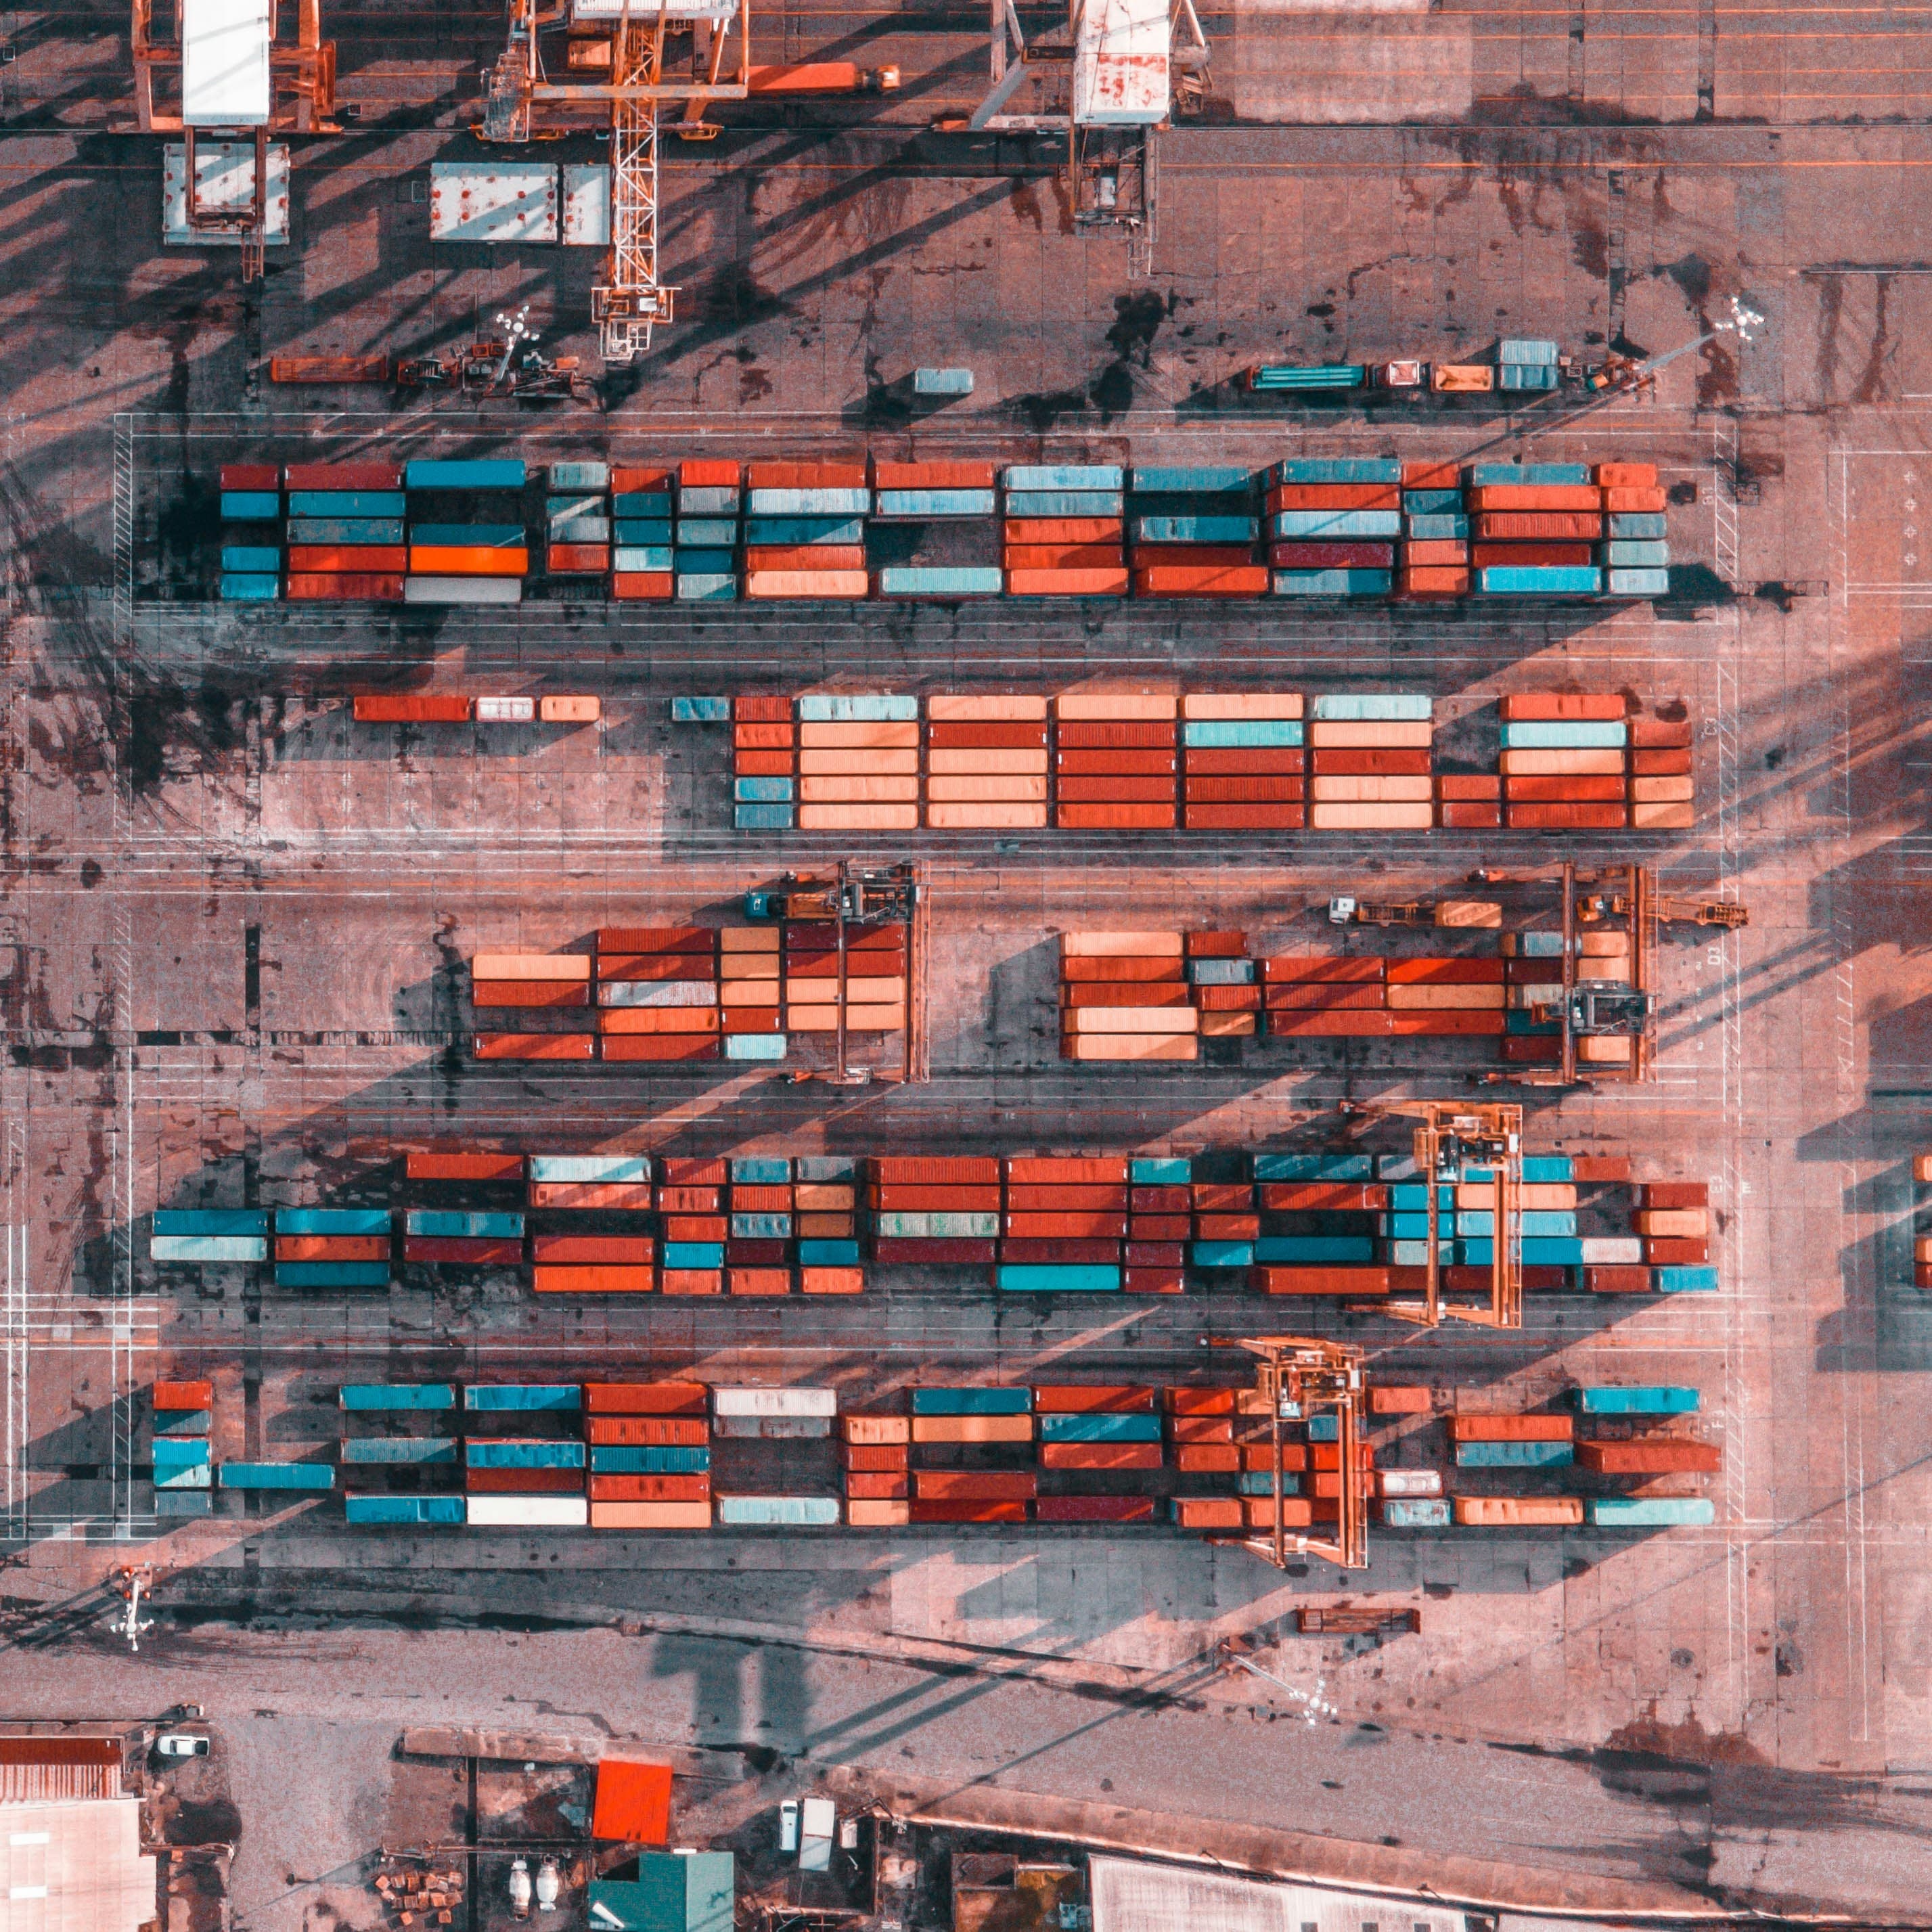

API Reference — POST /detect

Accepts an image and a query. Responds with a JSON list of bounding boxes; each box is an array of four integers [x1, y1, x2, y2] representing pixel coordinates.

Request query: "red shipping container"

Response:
[[547, 543, 610, 575], [589, 1475, 711, 1502], [872, 1186, 1003, 1211], [1267, 541, 1396, 568], [354, 694, 471, 723], [1267, 485, 1400, 511], [1166, 1388, 1237, 1415], [612, 466, 675, 491], [1472, 544, 1595, 568], [403, 1237, 521, 1264], [728, 1268, 792, 1295], [1466, 485, 1602, 511], [914, 1470, 1037, 1501], [612, 572, 675, 600], [733, 694, 792, 722], [845, 1473, 911, 1499], [679, 459, 740, 487], [1059, 777, 1176, 804], [842, 1444, 911, 1472], [1006, 1156, 1127, 1182], [747, 460, 868, 488], [1506, 803, 1627, 830], [1630, 715, 1694, 747], [1438, 803, 1504, 828], [660, 1159, 729, 1186], [1584, 1265, 1653, 1293], [1252, 1265, 1391, 1295], [734, 723, 795, 750], [1631, 748, 1693, 776], [533, 1236, 654, 1264], [584, 1380, 709, 1415], [468, 1469, 583, 1494], [1033, 1496, 1154, 1523], [908, 1501, 1030, 1524], [1436, 773, 1503, 799], [1368, 1384, 1433, 1414], [1240, 1445, 1312, 1473], [222, 464, 279, 490], [1308, 749, 1432, 776], [1644, 1238, 1709, 1264], [1577, 1440, 1720, 1473], [1261, 956, 1384, 982], [475, 1033, 596, 1060], [1259, 1183, 1385, 1211], [1123, 1240, 1186, 1264], [405, 1150, 522, 1181], [1390, 1011, 1504, 1035], [927, 722, 1048, 748], [1641, 1182, 1709, 1209], [1194, 1215, 1261, 1241], [288, 545, 407, 572], [1174, 1444, 1240, 1473], [1055, 721, 1175, 748], [1505, 776, 1627, 803], [1388, 958, 1502, 984], [869, 1238, 998, 1263], [1056, 805, 1176, 829], [1263, 984, 1384, 1010], [1056, 749, 1177, 774], [472, 981, 589, 1008], [1268, 1010, 1393, 1036], [1134, 566, 1270, 598], [1501, 694, 1628, 721], [1033, 1385, 1156, 1412], [1185, 778, 1305, 802], [154, 1380, 215, 1411], [602, 1036, 722, 1062], [1130, 545, 1256, 569], [1184, 806, 1305, 829], [999, 1240, 1123, 1264], [744, 545, 866, 572], [1194, 987, 1261, 1012], [288, 574, 405, 602]]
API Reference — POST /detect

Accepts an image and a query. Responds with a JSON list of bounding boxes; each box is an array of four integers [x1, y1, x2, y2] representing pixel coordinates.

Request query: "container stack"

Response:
[[462, 1383, 587, 1529], [1186, 930, 1260, 1046], [1033, 1385, 1160, 1523], [908, 1387, 1036, 1524], [403, 457, 527, 606], [725, 1154, 794, 1295], [595, 926, 721, 1064], [1634, 1180, 1708, 1268], [1261, 956, 1390, 1039], [782, 917, 907, 1041], [734, 695, 796, 829], [1002, 465, 1128, 596], [1469, 463, 1602, 597], [1190, 1168, 1261, 1280], [718, 923, 785, 1062], [610, 464, 673, 600], [1247, 1153, 1385, 1297], [1054, 691, 1177, 829], [796, 693, 920, 830], [275, 1206, 390, 1290], [285, 462, 406, 602], [1628, 707, 1694, 828], [545, 459, 611, 585], [867, 1156, 1001, 1267], [1167, 1386, 1244, 1533], [1058, 930, 1198, 1064], [1447, 1413, 1575, 1533], [531, 1211, 656, 1295], [924, 694, 1049, 829], [1573, 1384, 1719, 1526], [712, 1388, 842, 1528], [1436, 767, 1503, 829], [1309, 694, 1435, 830], [150, 1208, 268, 1270], [403, 1203, 522, 1271], [794, 1155, 864, 1290], [337, 1383, 463, 1528], [1267, 458, 1399, 597], [152, 1378, 215, 1518], [744, 460, 870, 600], [470, 949, 596, 1062], [840, 1410, 911, 1526], [995, 1154, 1126, 1293], [219, 464, 282, 600], [1497, 337, 1560, 394], [1500, 693, 1628, 830], [1397, 459, 1468, 598], [675, 459, 742, 602], [1125, 1154, 1189, 1293], [1127, 466, 1266, 598], [585, 1380, 713, 1530], [658, 1155, 727, 1293], [870, 461, 1003, 598], [1598, 462, 1670, 598], [1180, 693, 1304, 830]]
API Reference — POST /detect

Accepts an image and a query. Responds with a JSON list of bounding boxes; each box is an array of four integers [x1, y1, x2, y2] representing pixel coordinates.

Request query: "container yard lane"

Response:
[[3, 0, 1931, 1915]]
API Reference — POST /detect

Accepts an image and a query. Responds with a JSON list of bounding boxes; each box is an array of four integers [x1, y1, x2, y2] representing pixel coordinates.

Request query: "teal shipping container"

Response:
[[612, 493, 673, 518], [406, 1210, 523, 1238], [221, 490, 281, 519], [463, 1384, 581, 1412], [346, 1496, 466, 1525], [1313, 692, 1431, 721], [288, 491, 405, 517], [614, 547, 675, 573], [1039, 1413, 1162, 1443], [799, 1240, 861, 1265], [152, 1235, 266, 1263], [1609, 568, 1671, 597], [874, 493, 997, 520], [466, 1440, 585, 1469], [288, 517, 403, 544], [731, 1156, 792, 1183], [154, 1209, 270, 1236], [1274, 569, 1393, 595], [1609, 512, 1667, 539], [1255, 1236, 1375, 1263], [724, 1034, 787, 1060], [1130, 466, 1251, 493], [1254, 1153, 1372, 1180], [549, 461, 609, 491], [734, 805, 792, 830], [663, 1242, 727, 1268], [221, 1462, 336, 1489], [1270, 510, 1401, 538], [529, 1154, 650, 1183], [338, 1438, 458, 1464], [1183, 720, 1303, 747], [794, 696, 916, 723], [1603, 541, 1669, 568], [911, 1387, 1032, 1414], [1249, 365, 1366, 391], [1382, 1498, 1452, 1528], [1191, 1241, 1255, 1268], [1479, 566, 1601, 593], [591, 1446, 711, 1473], [877, 567, 1003, 596], [411, 523, 525, 547], [1404, 514, 1469, 539], [1129, 1156, 1192, 1184], [1402, 489, 1462, 512], [997, 1264, 1122, 1292], [222, 546, 280, 573], [1238, 1471, 1305, 1496], [913, 367, 973, 394], [1520, 1156, 1573, 1182], [715, 1495, 840, 1526], [677, 518, 738, 546], [277, 1262, 388, 1288], [1655, 1265, 1719, 1293], [731, 1213, 792, 1239], [155, 1491, 214, 1518], [672, 696, 732, 722], [679, 485, 740, 514], [1274, 458, 1401, 484], [405, 459, 525, 489], [677, 574, 740, 601], [745, 489, 870, 516], [339, 1383, 456, 1411], [1135, 516, 1257, 544], [278, 1207, 390, 1235], [1470, 460, 1584, 482], [1575, 1385, 1699, 1415], [746, 516, 863, 546], [1588, 1497, 1715, 1527], [1456, 1440, 1573, 1467], [1004, 465, 1123, 491], [1004, 491, 1123, 518], [1500, 721, 1628, 749]]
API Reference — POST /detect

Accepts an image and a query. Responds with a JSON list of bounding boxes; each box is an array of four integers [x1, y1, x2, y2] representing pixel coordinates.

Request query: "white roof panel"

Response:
[[1073, 0, 1169, 125], [180, 0, 271, 127], [0, 1799, 156, 1932], [1089, 1858, 1469, 1932], [570, 0, 740, 20]]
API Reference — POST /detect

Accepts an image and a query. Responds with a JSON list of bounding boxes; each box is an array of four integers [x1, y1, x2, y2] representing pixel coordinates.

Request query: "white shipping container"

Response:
[[527, 1154, 650, 1183], [162, 141, 289, 246], [404, 577, 522, 605], [476, 696, 537, 723], [1580, 1236, 1646, 1264], [597, 980, 718, 1008], [429, 162, 560, 244], [562, 162, 610, 246], [465, 1495, 589, 1529], [711, 1387, 838, 1418], [1377, 1468, 1444, 1498], [1073, 0, 1169, 127], [181, 0, 271, 125]]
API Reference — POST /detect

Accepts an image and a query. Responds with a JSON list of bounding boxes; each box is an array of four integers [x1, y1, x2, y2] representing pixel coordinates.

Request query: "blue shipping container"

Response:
[[734, 805, 792, 830], [613, 547, 674, 574], [716, 1495, 840, 1527], [345, 1496, 466, 1525], [1037, 1414, 1162, 1443], [874, 492, 997, 520], [744, 489, 870, 516], [405, 459, 526, 490], [464, 1384, 581, 1412], [1479, 566, 1601, 594], [612, 492, 673, 518], [997, 1264, 1121, 1292], [221, 1462, 336, 1490], [662, 1242, 726, 1269], [876, 567, 1004, 596], [1609, 568, 1671, 598], [911, 1387, 1033, 1414], [1520, 1156, 1574, 1182], [671, 696, 732, 723], [1405, 514, 1470, 540], [677, 518, 739, 547], [1470, 462, 1586, 483], [590, 1446, 711, 1473], [1274, 459, 1401, 485], [725, 1034, 787, 1061], [406, 1211, 523, 1238], [1129, 1157, 1192, 1184], [1182, 720, 1302, 748], [1455, 1440, 1573, 1467], [1131, 466, 1251, 494], [220, 577, 279, 602], [1588, 1497, 1715, 1527], [1191, 1241, 1255, 1269], [221, 491, 281, 520], [1135, 516, 1257, 545], [277, 1261, 390, 1288], [288, 491, 405, 518], [1609, 512, 1667, 539], [1004, 465, 1123, 491], [731, 1156, 792, 1183], [1253, 1154, 1372, 1181], [410, 524, 525, 547], [731, 1213, 792, 1239], [799, 1240, 861, 1265], [549, 461, 610, 491], [222, 546, 280, 573], [154, 1209, 270, 1236], [1274, 568, 1393, 596], [288, 518, 404, 545], [1575, 1385, 1699, 1415], [339, 1383, 456, 1411], [1655, 1265, 1719, 1293], [1237, 1472, 1305, 1496], [1382, 1497, 1452, 1528], [676, 550, 738, 575], [338, 1438, 458, 1464], [278, 1207, 390, 1235], [1004, 491, 1123, 518], [529, 1154, 650, 1184], [1500, 721, 1628, 749], [466, 1440, 585, 1468], [678, 574, 740, 601]]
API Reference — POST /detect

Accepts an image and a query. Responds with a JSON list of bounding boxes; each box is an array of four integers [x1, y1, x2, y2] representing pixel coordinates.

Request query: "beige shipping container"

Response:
[[1458, 1183, 1577, 1209], [1309, 801, 1435, 830], [799, 776, 920, 803], [1499, 748, 1624, 776], [1181, 692, 1303, 719], [1916, 1234, 1932, 1263], [1054, 690, 1177, 720], [720, 953, 782, 979], [720, 980, 782, 1005], [928, 693, 1048, 720], [1453, 1496, 1583, 1526], [798, 720, 920, 748], [789, 1004, 905, 1032], [845, 1498, 912, 1526], [1063, 1033, 1199, 1062], [1576, 958, 1630, 983], [1385, 982, 1504, 1010], [844, 1414, 911, 1443], [589, 1501, 713, 1530], [1636, 1207, 1708, 1237], [1577, 1035, 1632, 1063], [799, 746, 920, 774], [1577, 931, 1627, 956], [1916, 1154, 1932, 1185], [1630, 801, 1694, 829], [1062, 930, 1184, 956], [1310, 775, 1434, 803], [744, 570, 869, 599], [1308, 719, 1431, 748], [912, 1414, 1035, 1443], [1630, 776, 1695, 803], [472, 953, 591, 981], [1435, 901, 1502, 927], [1198, 1011, 1257, 1036], [926, 775, 1049, 803], [1062, 1006, 1200, 1034], [719, 926, 779, 951], [926, 748, 1048, 774], [795, 1184, 855, 1211], [926, 803, 1048, 828], [798, 804, 920, 831]]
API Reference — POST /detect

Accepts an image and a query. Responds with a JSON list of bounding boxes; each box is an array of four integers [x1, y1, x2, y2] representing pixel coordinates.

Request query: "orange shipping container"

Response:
[[1006, 568, 1130, 596], [589, 1501, 713, 1530], [408, 546, 528, 576], [475, 1033, 595, 1060], [1466, 485, 1602, 511], [1447, 1413, 1573, 1441], [533, 1265, 655, 1293]]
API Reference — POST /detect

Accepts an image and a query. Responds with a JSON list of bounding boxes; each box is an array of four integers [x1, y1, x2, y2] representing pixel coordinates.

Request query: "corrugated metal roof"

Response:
[[0, 1797, 157, 1932], [0, 1741, 122, 1806], [1089, 1858, 1469, 1932]]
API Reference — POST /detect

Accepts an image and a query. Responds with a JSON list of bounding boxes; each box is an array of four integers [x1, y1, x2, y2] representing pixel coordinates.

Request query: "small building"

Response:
[[588, 1854, 734, 1932], [1088, 1858, 1468, 1932]]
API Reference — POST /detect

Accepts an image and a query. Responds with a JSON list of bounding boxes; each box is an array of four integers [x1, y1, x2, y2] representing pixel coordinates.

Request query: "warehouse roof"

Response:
[[1088, 1858, 1468, 1932], [0, 1797, 158, 1932]]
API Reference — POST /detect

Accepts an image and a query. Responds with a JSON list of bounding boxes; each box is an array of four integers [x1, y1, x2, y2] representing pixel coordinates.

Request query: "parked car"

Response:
[[154, 1733, 208, 1759]]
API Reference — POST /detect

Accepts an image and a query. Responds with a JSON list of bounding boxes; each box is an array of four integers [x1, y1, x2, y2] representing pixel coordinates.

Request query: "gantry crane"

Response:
[[479, 0, 895, 362], [1208, 1337, 1368, 1572], [759, 861, 928, 1086], [1329, 863, 1747, 1089], [1337, 1100, 1525, 1330]]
